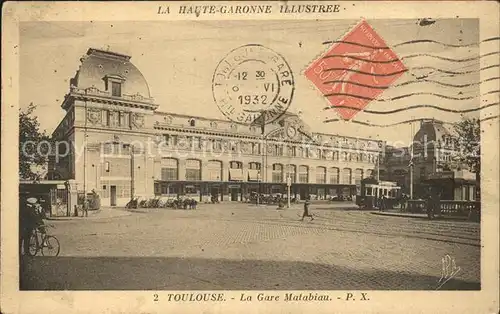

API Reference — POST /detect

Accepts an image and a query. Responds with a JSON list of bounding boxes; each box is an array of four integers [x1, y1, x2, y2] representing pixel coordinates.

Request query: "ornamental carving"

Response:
[[131, 113, 145, 128], [164, 115, 173, 125], [87, 108, 102, 125], [241, 142, 251, 154]]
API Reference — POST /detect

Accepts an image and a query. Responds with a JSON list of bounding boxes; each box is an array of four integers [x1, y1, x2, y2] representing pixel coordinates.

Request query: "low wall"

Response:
[[407, 199, 480, 219]]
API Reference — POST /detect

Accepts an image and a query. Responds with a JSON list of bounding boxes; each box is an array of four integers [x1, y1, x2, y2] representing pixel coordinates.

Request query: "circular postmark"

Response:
[[212, 44, 294, 126]]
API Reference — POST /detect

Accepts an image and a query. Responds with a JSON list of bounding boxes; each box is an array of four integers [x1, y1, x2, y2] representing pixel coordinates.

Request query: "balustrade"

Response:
[[406, 199, 480, 218]]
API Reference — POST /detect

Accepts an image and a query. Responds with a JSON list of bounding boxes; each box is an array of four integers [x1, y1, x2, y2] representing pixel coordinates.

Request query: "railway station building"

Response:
[[48, 48, 384, 206]]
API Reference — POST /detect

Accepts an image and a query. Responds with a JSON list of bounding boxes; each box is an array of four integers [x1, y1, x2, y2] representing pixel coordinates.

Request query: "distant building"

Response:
[[381, 120, 477, 200], [49, 48, 384, 206]]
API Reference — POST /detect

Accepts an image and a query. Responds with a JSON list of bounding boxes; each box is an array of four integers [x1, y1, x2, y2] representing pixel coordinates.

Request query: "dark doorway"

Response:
[[110, 185, 117, 206], [230, 188, 239, 201]]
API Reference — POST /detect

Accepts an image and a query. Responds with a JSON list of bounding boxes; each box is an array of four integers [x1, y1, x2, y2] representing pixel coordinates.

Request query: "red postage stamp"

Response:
[[305, 20, 407, 120]]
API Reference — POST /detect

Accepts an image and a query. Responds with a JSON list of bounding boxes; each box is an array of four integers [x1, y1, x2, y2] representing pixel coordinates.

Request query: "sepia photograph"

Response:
[[2, 2, 499, 313]]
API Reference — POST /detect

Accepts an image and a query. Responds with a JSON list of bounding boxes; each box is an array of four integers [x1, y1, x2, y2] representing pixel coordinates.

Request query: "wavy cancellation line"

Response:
[[323, 115, 500, 127], [322, 77, 500, 90], [393, 37, 500, 48], [412, 64, 499, 75], [321, 37, 500, 49], [322, 51, 500, 64], [323, 90, 500, 102], [401, 51, 500, 63], [323, 68, 408, 76], [322, 102, 500, 115], [322, 64, 498, 77]]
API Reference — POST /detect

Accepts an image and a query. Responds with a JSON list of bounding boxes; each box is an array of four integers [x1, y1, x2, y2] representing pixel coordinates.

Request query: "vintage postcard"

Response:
[[1, 1, 499, 313]]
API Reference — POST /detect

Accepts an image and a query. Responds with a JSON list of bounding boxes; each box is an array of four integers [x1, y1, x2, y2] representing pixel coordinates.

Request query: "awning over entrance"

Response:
[[229, 169, 244, 181], [248, 169, 260, 181]]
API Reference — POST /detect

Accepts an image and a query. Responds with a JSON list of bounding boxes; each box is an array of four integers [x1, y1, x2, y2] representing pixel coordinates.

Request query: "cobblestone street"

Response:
[[20, 203, 480, 290]]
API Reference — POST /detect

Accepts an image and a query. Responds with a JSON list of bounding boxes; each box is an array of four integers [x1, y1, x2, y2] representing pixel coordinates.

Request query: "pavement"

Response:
[[46, 207, 132, 221], [22, 202, 480, 290], [370, 209, 475, 221]]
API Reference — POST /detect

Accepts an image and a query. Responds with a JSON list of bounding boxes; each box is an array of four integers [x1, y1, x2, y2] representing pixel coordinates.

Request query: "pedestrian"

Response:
[[301, 197, 313, 221], [83, 199, 89, 217], [427, 190, 435, 220]]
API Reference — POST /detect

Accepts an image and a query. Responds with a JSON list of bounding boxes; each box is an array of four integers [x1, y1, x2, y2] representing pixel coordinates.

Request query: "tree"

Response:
[[451, 117, 480, 200], [19, 103, 52, 180]]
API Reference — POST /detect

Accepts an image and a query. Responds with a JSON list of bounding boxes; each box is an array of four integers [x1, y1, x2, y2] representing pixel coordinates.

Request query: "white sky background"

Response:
[[20, 18, 489, 144]]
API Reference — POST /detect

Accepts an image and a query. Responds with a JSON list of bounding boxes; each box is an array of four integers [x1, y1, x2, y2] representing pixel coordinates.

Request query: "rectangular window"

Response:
[[316, 174, 326, 184], [163, 134, 170, 145], [102, 110, 109, 126], [161, 167, 178, 181], [111, 82, 122, 97], [101, 185, 109, 198], [366, 187, 372, 196], [272, 173, 283, 183], [119, 112, 125, 127], [299, 174, 308, 183], [186, 169, 201, 181], [420, 167, 426, 180]]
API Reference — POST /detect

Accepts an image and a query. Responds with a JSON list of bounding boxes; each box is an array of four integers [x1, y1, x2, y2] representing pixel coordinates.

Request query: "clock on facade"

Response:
[[286, 126, 297, 138]]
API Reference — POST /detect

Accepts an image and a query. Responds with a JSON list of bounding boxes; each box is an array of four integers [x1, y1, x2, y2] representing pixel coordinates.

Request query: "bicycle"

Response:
[[27, 225, 60, 257]]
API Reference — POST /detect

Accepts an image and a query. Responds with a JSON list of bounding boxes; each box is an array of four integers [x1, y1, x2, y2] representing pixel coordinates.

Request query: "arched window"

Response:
[[189, 118, 196, 127], [230, 161, 242, 169], [287, 165, 296, 183], [298, 165, 309, 183], [229, 161, 243, 181], [248, 162, 261, 181], [333, 151, 339, 161], [251, 142, 260, 155], [329, 167, 339, 184], [207, 160, 222, 181], [354, 169, 363, 186], [316, 166, 326, 184], [366, 169, 374, 178], [342, 168, 352, 185], [249, 162, 261, 170], [185, 159, 201, 181], [272, 163, 283, 183], [161, 158, 178, 181]]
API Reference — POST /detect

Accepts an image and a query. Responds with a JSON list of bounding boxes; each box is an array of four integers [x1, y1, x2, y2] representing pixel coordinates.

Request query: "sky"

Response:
[[20, 18, 493, 145]]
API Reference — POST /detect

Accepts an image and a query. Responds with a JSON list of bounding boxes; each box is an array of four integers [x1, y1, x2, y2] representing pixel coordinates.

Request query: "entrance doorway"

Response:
[[230, 187, 240, 201], [299, 187, 307, 200], [110, 185, 117, 206], [211, 187, 220, 202]]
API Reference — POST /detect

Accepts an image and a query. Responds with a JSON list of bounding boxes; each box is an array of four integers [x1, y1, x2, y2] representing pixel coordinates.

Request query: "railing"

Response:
[[407, 199, 480, 219], [70, 86, 155, 103]]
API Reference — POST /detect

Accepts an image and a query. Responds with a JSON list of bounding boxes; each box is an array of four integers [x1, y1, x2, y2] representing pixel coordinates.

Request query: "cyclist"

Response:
[[20, 197, 47, 254]]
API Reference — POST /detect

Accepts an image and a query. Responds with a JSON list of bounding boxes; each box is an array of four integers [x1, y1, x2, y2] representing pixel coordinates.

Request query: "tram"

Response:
[[356, 177, 402, 209]]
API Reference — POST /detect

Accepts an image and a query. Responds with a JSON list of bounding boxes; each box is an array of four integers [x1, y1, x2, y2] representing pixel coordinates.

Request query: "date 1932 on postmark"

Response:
[[212, 44, 294, 125]]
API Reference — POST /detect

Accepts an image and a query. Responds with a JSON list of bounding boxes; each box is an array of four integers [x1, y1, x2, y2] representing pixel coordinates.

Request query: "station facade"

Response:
[[49, 48, 384, 206]]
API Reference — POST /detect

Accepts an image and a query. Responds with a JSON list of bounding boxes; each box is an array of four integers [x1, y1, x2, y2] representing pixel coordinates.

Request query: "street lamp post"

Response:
[[257, 171, 261, 206], [286, 173, 291, 208], [123, 143, 135, 200]]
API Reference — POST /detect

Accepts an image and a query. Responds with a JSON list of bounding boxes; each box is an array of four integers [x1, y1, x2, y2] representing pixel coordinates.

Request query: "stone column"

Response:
[[178, 159, 186, 181], [66, 179, 79, 217]]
